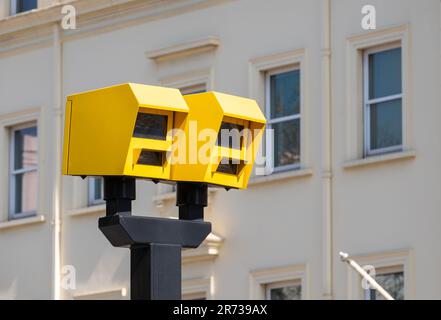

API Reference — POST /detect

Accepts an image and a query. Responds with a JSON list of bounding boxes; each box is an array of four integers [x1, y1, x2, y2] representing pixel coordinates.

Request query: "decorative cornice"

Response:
[[145, 36, 220, 62], [0, 0, 228, 57], [182, 232, 224, 264]]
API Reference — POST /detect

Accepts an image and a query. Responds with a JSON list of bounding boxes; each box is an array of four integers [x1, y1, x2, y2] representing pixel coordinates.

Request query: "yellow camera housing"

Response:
[[172, 92, 266, 189], [62, 84, 266, 189], [62, 83, 189, 181]]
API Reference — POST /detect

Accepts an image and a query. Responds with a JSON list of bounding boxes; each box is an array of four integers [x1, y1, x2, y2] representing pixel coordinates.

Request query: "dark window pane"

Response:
[[93, 178, 102, 201], [14, 126, 38, 170], [270, 69, 300, 118], [374, 272, 404, 300], [217, 122, 244, 150], [133, 113, 167, 140], [137, 150, 164, 166], [369, 47, 402, 99], [14, 171, 38, 214], [273, 118, 300, 167], [269, 285, 301, 300], [369, 99, 402, 150], [216, 158, 240, 175], [17, 0, 37, 13]]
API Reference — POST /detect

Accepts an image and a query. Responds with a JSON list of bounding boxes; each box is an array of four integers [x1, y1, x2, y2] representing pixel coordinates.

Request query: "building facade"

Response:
[[0, 0, 440, 299]]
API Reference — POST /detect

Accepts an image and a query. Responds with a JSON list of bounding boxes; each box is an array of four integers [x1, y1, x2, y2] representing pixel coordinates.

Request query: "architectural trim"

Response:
[[0, 0, 227, 57], [182, 232, 223, 264], [0, 214, 45, 231], [146, 36, 220, 62], [67, 204, 106, 217], [249, 263, 308, 300], [343, 149, 416, 170], [248, 47, 310, 171], [72, 287, 128, 300], [159, 68, 214, 91], [249, 168, 313, 187], [182, 277, 212, 300]]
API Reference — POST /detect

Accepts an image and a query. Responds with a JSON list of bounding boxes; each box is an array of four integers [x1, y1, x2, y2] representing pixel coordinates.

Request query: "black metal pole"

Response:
[[100, 177, 210, 300], [176, 182, 208, 220], [131, 244, 181, 300]]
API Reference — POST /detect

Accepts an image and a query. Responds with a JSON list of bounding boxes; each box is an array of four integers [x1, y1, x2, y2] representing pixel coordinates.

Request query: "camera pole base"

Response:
[[131, 244, 181, 300], [99, 177, 211, 300]]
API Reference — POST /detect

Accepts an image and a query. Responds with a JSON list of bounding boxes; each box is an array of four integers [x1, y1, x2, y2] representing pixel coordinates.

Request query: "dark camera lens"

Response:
[[133, 113, 167, 140], [137, 150, 164, 166], [216, 122, 244, 150], [216, 158, 240, 175]]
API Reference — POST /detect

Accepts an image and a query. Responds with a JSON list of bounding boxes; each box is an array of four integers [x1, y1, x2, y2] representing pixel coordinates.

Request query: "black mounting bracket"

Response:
[[98, 177, 211, 300]]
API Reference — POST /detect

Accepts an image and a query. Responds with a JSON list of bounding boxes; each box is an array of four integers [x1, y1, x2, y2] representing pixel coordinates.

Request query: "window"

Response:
[[9, 123, 38, 219], [265, 280, 301, 300], [88, 177, 104, 206], [266, 66, 301, 172], [10, 0, 37, 15], [363, 45, 402, 156], [364, 265, 404, 300], [250, 264, 307, 299]]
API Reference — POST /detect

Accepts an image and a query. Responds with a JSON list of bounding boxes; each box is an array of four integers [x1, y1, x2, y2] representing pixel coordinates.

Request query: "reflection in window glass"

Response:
[[368, 47, 402, 99], [369, 99, 402, 150], [366, 270, 404, 300], [265, 281, 301, 300], [376, 271, 404, 300]]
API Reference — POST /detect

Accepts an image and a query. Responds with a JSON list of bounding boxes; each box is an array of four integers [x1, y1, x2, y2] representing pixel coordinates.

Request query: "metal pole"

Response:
[[131, 244, 181, 300], [339, 252, 394, 300], [100, 177, 210, 300]]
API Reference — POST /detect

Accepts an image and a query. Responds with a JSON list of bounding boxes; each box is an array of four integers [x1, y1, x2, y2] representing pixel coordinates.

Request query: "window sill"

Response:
[[249, 167, 313, 186], [0, 215, 45, 231], [67, 204, 106, 217], [343, 149, 416, 170]]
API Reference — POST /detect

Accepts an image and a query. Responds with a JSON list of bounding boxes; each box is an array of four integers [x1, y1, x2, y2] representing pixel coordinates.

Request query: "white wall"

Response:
[[0, 0, 439, 299]]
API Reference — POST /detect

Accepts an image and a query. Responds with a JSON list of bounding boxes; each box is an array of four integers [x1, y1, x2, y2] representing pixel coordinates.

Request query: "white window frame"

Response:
[[363, 43, 403, 157], [88, 177, 104, 206], [265, 65, 301, 173], [265, 279, 302, 300], [9, 122, 38, 220]]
